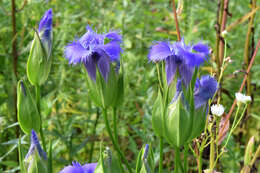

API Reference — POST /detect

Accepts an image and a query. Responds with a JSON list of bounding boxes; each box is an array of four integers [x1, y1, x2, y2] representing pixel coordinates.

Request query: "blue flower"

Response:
[[172, 75, 218, 109], [25, 129, 47, 161], [60, 161, 97, 173], [148, 38, 210, 85], [65, 26, 122, 81], [194, 75, 218, 109], [38, 9, 52, 49]]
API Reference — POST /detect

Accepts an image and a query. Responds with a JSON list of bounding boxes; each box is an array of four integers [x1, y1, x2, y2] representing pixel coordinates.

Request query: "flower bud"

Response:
[[27, 9, 53, 86], [164, 95, 193, 147], [136, 144, 154, 173], [152, 90, 164, 137], [17, 80, 40, 134], [24, 130, 48, 173], [244, 136, 255, 166], [95, 147, 123, 173]]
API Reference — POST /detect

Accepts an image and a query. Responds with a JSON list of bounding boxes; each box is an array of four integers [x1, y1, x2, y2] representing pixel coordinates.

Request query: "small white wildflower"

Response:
[[221, 30, 228, 38], [211, 104, 225, 117], [235, 92, 251, 104]]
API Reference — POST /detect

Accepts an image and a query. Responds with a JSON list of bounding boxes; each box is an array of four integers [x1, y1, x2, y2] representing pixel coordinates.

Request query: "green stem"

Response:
[[159, 137, 163, 173], [88, 108, 100, 163], [198, 148, 203, 173], [102, 108, 132, 173], [213, 104, 247, 168], [35, 85, 46, 152], [184, 144, 188, 173], [174, 146, 180, 173], [112, 107, 124, 172], [113, 107, 118, 144]]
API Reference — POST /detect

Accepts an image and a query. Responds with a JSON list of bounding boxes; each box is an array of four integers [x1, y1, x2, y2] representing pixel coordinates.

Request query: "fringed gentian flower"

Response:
[[60, 161, 97, 173], [65, 26, 122, 81], [194, 75, 218, 109], [148, 38, 210, 85], [25, 130, 47, 173], [173, 75, 218, 109]]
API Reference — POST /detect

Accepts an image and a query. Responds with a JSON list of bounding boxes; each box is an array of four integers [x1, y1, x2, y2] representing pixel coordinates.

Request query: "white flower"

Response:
[[211, 104, 225, 117], [235, 93, 251, 104]]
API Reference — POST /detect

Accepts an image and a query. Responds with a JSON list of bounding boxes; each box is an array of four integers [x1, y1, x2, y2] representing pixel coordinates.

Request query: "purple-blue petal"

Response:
[[84, 56, 97, 81], [96, 49, 111, 82], [65, 41, 91, 64], [148, 42, 173, 62], [25, 130, 47, 160], [38, 9, 52, 41], [179, 64, 194, 86], [165, 56, 177, 85], [194, 75, 218, 109], [192, 42, 210, 55], [83, 163, 97, 173], [105, 31, 122, 42], [100, 41, 122, 62], [60, 162, 85, 173]]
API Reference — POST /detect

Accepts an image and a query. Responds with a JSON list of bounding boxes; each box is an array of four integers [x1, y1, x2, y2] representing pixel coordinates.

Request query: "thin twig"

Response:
[[218, 39, 260, 139], [219, 0, 230, 66], [244, 0, 257, 118], [172, 0, 181, 41], [16, 0, 27, 12]]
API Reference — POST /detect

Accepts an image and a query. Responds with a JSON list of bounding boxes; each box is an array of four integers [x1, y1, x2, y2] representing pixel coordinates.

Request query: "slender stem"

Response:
[[159, 137, 163, 173], [172, 0, 181, 41], [11, 0, 19, 163], [244, 0, 256, 118], [35, 85, 47, 152], [112, 107, 124, 172], [184, 144, 188, 173], [209, 129, 215, 171], [113, 107, 118, 144], [88, 108, 100, 163], [213, 105, 247, 167], [198, 148, 203, 173], [219, 39, 260, 139], [102, 108, 132, 173], [174, 146, 180, 173]]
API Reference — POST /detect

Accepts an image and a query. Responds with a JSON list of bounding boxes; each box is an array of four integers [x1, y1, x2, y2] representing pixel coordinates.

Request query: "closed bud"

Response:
[[94, 146, 123, 173], [27, 9, 53, 86], [152, 90, 164, 137], [136, 144, 154, 173], [24, 130, 48, 173], [164, 95, 193, 147], [17, 80, 40, 134], [244, 136, 255, 166]]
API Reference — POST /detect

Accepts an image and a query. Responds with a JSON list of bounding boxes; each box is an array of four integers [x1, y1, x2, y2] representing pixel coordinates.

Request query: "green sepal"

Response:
[[135, 144, 154, 173], [94, 147, 123, 173], [164, 95, 192, 147], [17, 80, 40, 134], [25, 152, 48, 173], [152, 90, 164, 137], [27, 31, 52, 86], [86, 63, 124, 109]]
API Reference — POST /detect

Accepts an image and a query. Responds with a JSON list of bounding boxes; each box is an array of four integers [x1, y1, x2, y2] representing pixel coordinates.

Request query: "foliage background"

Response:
[[0, 0, 259, 172]]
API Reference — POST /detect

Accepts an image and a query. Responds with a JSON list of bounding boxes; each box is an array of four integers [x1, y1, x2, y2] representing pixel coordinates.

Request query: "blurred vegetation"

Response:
[[0, 0, 259, 172]]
